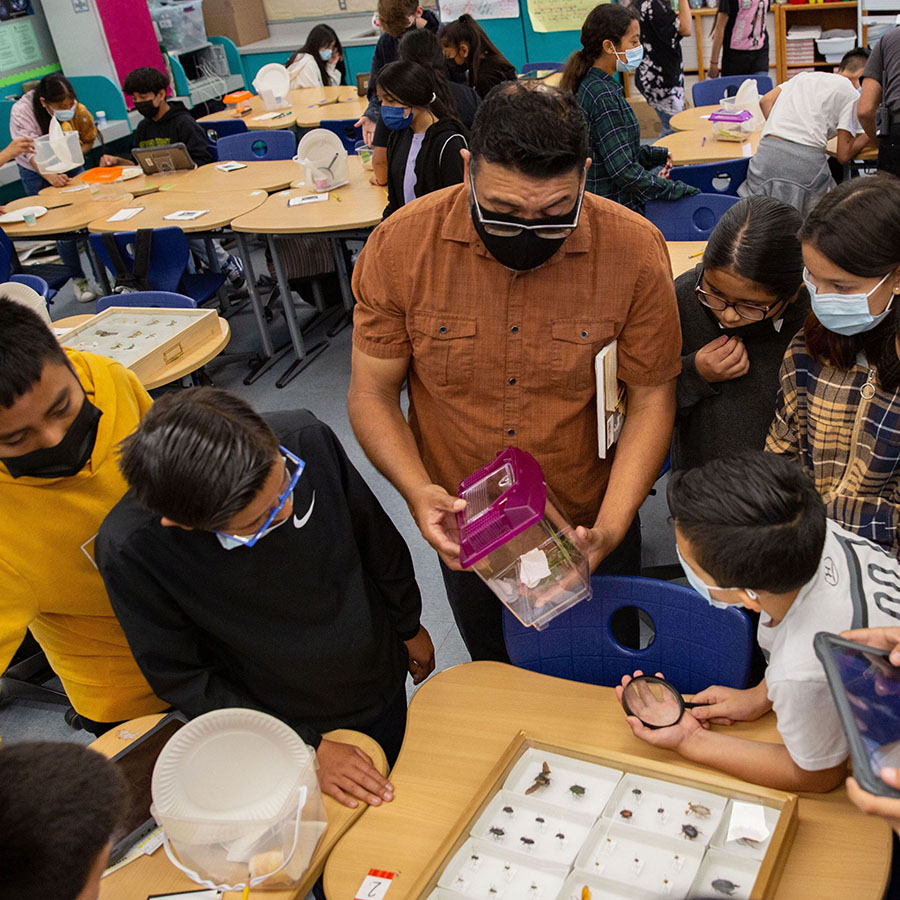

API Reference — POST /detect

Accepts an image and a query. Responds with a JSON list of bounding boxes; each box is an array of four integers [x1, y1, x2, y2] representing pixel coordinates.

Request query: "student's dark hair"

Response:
[[703, 197, 804, 303], [287, 23, 345, 86], [32, 73, 76, 136], [469, 81, 588, 178], [0, 741, 128, 900], [399, 27, 449, 74], [0, 297, 70, 409], [560, 3, 638, 93], [122, 66, 169, 97], [378, 0, 420, 38], [118, 387, 279, 531], [668, 452, 827, 593], [800, 175, 900, 392], [377, 59, 460, 122], [839, 47, 869, 70], [440, 14, 515, 92]]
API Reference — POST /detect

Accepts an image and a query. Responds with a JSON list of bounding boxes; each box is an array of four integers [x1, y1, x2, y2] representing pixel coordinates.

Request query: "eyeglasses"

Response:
[[214, 446, 305, 548], [469, 170, 586, 240], [694, 269, 784, 322]]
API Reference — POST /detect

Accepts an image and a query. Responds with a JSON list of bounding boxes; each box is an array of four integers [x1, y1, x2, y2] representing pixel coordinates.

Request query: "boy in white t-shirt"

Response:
[[617, 451, 900, 792], [739, 49, 873, 215]]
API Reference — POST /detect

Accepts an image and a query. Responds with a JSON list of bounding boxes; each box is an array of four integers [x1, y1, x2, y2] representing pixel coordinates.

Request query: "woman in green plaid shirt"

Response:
[[561, 3, 698, 214], [767, 177, 900, 553]]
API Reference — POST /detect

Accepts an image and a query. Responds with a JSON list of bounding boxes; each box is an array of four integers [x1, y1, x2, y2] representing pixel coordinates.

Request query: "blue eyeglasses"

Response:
[[214, 446, 305, 548]]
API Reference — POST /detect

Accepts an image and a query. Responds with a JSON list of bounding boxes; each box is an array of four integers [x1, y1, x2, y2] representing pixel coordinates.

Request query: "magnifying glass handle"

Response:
[[682, 701, 708, 709]]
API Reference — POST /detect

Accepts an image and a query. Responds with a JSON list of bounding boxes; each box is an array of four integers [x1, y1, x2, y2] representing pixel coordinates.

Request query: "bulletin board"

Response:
[[263, 0, 436, 21], [526, 0, 609, 32], [0, 0, 59, 92]]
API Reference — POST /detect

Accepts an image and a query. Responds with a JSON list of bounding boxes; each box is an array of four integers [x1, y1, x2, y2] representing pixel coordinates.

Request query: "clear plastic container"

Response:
[[457, 447, 591, 630], [709, 109, 754, 142], [150, 0, 207, 51], [32, 130, 83, 175]]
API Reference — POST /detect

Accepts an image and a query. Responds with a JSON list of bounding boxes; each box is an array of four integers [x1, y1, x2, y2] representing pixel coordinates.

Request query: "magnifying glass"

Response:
[[621, 674, 707, 729]]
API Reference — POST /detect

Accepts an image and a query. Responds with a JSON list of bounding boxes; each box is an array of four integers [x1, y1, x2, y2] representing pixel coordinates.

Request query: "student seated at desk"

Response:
[[96, 388, 434, 807], [377, 60, 468, 217], [286, 23, 345, 89], [619, 450, 900, 792], [0, 298, 167, 735], [739, 50, 873, 215], [0, 741, 127, 900]]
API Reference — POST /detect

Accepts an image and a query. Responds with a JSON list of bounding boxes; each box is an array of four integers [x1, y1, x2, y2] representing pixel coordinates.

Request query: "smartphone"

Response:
[[814, 631, 900, 798]]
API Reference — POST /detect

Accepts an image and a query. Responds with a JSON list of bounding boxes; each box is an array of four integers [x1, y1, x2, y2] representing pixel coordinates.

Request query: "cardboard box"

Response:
[[202, 0, 269, 47]]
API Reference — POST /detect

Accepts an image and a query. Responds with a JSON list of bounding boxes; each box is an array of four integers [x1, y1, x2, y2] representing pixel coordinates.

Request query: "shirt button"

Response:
[[508, 377, 517, 385], [581, 330, 589, 339], [510, 325, 519, 334], [507, 428, 515, 436], [439, 325, 448, 334]]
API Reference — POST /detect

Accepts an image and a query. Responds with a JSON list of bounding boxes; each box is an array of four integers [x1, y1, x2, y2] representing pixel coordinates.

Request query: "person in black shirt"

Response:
[[440, 14, 518, 99], [96, 389, 434, 808], [707, 0, 771, 79]]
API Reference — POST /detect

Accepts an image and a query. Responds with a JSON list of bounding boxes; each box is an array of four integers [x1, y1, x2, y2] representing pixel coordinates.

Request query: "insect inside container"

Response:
[[525, 761, 551, 795], [619, 809, 633, 819], [94, 329, 117, 337], [736, 836, 760, 848], [569, 784, 586, 798], [468, 854, 480, 869], [111, 343, 123, 349], [581, 887, 592, 900], [711, 879, 740, 896], [488, 886, 499, 896], [686, 802, 711, 818], [520, 836, 535, 848], [127, 330, 142, 338], [632, 788, 642, 799], [554, 832, 565, 841], [535, 816, 545, 826], [681, 824, 700, 840], [502, 805, 514, 817], [146, 319, 160, 326], [489, 826, 505, 839]]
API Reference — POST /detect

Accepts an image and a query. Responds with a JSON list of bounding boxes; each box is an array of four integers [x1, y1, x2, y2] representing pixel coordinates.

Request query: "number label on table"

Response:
[[355, 869, 395, 900]]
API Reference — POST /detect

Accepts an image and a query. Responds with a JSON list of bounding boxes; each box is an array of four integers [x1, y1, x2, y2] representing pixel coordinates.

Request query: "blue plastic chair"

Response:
[[691, 75, 773, 108], [644, 193, 739, 241], [215, 130, 297, 162], [67, 75, 131, 128], [669, 158, 750, 197], [503, 574, 754, 694], [0, 228, 65, 301], [319, 119, 363, 155], [522, 62, 564, 74], [89, 228, 225, 306], [203, 119, 250, 162], [96, 290, 197, 313]]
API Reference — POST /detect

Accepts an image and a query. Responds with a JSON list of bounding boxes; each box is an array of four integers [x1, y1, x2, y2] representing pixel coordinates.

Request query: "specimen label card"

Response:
[[354, 869, 395, 900]]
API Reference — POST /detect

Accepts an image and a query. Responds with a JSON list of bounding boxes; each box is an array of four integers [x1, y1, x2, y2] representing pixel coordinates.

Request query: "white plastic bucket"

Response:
[[33, 127, 83, 175]]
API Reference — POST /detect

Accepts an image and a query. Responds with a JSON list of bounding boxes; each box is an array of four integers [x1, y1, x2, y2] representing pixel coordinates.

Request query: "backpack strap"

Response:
[[131, 228, 153, 289], [101, 233, 131, 279]]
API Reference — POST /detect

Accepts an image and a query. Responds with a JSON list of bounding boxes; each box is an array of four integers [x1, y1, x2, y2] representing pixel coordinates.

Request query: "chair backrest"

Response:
[[96, 290, 197, 312], [669, 158, 750, 197], [204, 119, 250, 162], [9, 273, 49, 299], [0, 228, 14, 282], [691, 75, 774, 108], [522, 62, 564, 74], [0, 100, 13, 147], [644, 193, 739, 241], [318, 118, 363, 155], [215, 130, 297, 161], [89, 227, 190, 294], [503, 574, 754, 694], [67, 75, 130, 127]]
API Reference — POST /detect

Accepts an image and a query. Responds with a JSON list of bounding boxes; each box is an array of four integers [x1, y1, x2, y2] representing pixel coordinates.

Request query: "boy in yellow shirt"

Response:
[[0, 298, 166, 733]]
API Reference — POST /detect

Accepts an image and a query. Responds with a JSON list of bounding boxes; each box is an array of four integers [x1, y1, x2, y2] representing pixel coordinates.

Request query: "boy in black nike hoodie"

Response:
[[96, 388, 434, 809]]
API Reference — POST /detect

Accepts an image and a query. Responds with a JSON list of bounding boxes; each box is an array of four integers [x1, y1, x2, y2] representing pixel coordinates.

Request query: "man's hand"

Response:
[[707, 63, 720, 78], [847, 769, 900, 837], [99, 153, 119, 167], [574, 523, 617, 573], [842, 627, 900, 667], [354, 115, 376, 146], [316, 739, 395, 809], [408, 483, 465, 568], [615, 670, 704, 752], [404, 624, 435, 684], [44, 172, 69, 187], [694, 335, 749, 383], [689, 682, 772, 726]]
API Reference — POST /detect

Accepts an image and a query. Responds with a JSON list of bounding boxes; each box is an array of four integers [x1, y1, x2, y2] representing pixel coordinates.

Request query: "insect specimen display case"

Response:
[[415, 735, 797, 900]]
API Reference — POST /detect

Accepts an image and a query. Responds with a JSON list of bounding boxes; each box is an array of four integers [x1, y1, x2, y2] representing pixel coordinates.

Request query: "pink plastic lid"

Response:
[[457, 447, 547, 568], [709, 109, 753, 122]]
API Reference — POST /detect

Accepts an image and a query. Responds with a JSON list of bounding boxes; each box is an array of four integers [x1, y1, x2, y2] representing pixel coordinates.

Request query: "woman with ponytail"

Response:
[[376, 60, 469, 218], [440, 14, 517, 99], [562, 3, 698, 214]]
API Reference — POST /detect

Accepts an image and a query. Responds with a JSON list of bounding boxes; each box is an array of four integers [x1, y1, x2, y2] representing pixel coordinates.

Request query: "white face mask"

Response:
[[675, 545, 747, 610], [215, 501, 292, 550]]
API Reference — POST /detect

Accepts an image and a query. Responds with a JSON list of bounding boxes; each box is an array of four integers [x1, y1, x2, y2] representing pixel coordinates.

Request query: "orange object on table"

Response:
[[80, 166, 124, 183], [224, 90, 252, 105]]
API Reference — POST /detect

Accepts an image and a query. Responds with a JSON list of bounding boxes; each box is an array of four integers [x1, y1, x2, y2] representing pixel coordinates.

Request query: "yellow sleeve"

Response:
[[0, 557, 38, 674], [125, 365, 154, 418]]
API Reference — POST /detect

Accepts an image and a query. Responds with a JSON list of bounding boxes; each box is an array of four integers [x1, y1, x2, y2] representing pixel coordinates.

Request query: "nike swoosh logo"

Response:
[[293, 491, 315, 529]]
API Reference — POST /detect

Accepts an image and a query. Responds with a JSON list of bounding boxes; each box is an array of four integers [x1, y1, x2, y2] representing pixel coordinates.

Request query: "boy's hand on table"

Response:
[[404, 624, 435, 685], [689, 682, 772, 726], [316, 739, 394, 809]]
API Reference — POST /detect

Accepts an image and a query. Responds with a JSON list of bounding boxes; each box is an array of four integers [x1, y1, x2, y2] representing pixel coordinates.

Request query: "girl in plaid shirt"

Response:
[[767, 177, 900, 553]]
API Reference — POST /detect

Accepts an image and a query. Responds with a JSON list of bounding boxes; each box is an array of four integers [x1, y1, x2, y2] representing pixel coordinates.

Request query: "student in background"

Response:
[[767, 176, 900, 554], [739, 50, 871, 215], [0, 742, 127, 900], [562, 3, 698, 213], [377, 60, 468, 217], [10, 73, 99, 302], [439, 14, 517, 99], [634, 0, 693, 136], [707, 0, 771, 78], [858, 25, 900, 177], [286, 23, 345, 89]]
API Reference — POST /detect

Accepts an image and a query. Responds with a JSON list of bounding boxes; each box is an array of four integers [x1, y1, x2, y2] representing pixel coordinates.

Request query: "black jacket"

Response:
[[95, 410, 421, 748], [383, 117, 468, 218], [132, 100, 212, 166], [465, 54, 518, 100], [673, 264, 810, 471]]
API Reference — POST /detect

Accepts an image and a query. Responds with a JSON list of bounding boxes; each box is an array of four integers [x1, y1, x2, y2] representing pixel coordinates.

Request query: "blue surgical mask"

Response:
[[381, 104, 414, 130], [216, 506, 291, 550], [319, 48, 333, 62], [615, 46, 644, 73], [675, 545, 745, 610], [804, 267, 895, 336], [53, 106, 76, 122]]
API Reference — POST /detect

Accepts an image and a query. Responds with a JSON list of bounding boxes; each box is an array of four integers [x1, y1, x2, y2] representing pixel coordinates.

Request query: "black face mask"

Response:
[[446, 59, 468, 82], [1, 395, 102, 479], [470, 201, 575, 272], [134, 99, 158, 120]]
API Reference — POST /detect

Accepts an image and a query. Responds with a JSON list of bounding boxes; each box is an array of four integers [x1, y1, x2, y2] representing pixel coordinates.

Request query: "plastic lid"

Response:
[[709, 109, 753, 122], [80, 166, 123, 183], [457, 447, 547, 568], [224, 90, 252, 104]]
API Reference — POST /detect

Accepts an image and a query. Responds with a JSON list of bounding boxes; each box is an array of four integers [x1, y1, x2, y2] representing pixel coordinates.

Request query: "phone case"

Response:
[[813, 631, 900, 799]]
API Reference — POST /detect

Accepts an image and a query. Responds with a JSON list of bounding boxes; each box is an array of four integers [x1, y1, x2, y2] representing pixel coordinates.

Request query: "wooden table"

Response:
[[38, 170, 194, 200], [667, 240, 707, 276], [14, 184, 134, 208], [826, 135, 878, 162], [670, 104, 720, 132], [323, 662, 892, 900], [1, 195, 135, 238], [654, 130, 761, 166], [56, 313, 231, 390], [92, 714, 388, 900], [177, 160, 304, 194]]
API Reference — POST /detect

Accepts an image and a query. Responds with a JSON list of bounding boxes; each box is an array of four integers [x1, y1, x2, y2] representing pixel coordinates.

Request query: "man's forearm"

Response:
[[859, 112, 878, 143]]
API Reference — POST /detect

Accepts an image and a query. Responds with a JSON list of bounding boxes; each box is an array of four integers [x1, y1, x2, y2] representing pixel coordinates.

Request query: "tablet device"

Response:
[[133, 143, 196, 175], [108, 711, 187, 866], [814, 631, 900, 798]]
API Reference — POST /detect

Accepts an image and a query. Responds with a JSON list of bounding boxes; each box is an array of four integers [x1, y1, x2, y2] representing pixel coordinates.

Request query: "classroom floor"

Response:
[[0, 242, 677, 745]]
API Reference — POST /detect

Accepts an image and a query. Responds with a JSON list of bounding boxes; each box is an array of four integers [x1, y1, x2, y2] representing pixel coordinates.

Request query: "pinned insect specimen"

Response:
[[503, 863, 515, 882], [468, 854, 481, 869], [525, 761, 551, 795], [111, 342, 123, 349], [520, 836, 535, 850], [711, 879, 740, 896], [502, 805, 514, 817], [581, 887, 592, 900], [146, 319, 160, 326], [662, 878, 673, 896], [619, 809, 633, 820], [632, 788, 643, 800], [569, 784, 586, 798], [672, 854, 684, 871], [736, 836, 760, 848], [631, 857, 643, 875], [686, 802, 711, 818], [488, 885, 501, 897], [94, 329, 117, 337], [535, 816, 546, 829], [127, 330, 142, 338], [454, 875, 467, 890], [528, 882, 541, 898], [555, 832, 566, 841], [681, 824, 700, 840], [489, 826, 505, 840]]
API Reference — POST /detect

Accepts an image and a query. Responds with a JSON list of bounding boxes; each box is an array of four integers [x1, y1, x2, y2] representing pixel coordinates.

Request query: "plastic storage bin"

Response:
[[709, 109, 753, 141], [150, 1, 207, 51], [32, 129, 83, 175], [457, 447, 591, 630], [816, 31, 856, 63]]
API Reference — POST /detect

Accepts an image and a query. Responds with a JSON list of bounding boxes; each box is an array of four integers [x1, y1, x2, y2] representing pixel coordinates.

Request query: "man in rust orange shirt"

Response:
[[349, 82, 681, 662]]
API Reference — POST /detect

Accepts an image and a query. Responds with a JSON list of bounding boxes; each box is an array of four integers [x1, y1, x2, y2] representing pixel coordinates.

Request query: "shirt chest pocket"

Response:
[[550, 318, 618, 392], [411, 311, 478, 388]]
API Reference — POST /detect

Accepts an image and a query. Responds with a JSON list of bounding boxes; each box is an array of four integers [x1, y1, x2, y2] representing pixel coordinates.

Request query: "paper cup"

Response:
[[22, 211, 37, 226]]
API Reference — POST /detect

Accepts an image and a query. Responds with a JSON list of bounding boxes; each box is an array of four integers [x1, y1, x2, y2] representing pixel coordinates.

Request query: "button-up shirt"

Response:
[[351, 183, 682, 527]]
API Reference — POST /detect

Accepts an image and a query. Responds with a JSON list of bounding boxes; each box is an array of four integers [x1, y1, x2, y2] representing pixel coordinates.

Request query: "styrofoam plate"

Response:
[[151, 708, 312, 822], [117, 166, 143, 181], [0, 205, 48, 224]]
